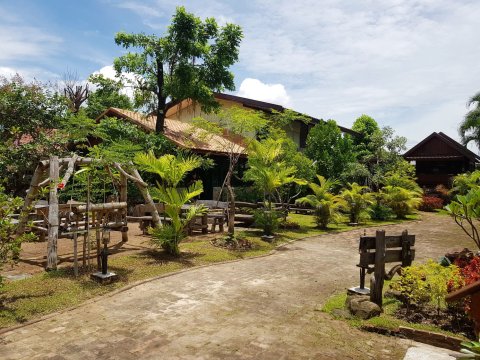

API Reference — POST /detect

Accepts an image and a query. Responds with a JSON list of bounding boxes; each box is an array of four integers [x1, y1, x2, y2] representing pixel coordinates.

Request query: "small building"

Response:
[[403, 132, 480, 188]]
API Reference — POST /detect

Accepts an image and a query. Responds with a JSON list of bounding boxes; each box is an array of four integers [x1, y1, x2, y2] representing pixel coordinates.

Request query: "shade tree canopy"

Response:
[[113, 6, 243, 133]]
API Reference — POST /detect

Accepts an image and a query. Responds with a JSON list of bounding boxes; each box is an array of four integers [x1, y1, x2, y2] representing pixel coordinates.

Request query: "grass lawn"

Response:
[[0, 213, 419, 329]]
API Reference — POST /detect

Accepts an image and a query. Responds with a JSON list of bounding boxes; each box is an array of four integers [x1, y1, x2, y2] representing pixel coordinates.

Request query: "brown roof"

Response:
[[99, 108, 245, 156], [214, 93, 358, 136], [404, 132, 480, 162]]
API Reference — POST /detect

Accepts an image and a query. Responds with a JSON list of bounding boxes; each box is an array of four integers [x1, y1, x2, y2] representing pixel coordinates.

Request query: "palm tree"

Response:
[[340, 182, 375, 224], [381, 185, 421, 219], [296, 175, 345, 229], [459, 91, 480, 148], [134, 151, 206, 256]]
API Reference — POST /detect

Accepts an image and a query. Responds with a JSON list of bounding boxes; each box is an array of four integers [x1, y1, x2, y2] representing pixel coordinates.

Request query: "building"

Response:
[[403, 132, 480, 188], [97, 93, 355, 198]]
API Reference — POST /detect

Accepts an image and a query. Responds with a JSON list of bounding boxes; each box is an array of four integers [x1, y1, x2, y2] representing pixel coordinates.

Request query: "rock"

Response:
[[346, 294, 382, 319], [331, 308, 353, 319]]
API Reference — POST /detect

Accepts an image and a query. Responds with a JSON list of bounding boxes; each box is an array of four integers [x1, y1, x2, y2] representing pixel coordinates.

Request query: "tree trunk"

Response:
[[225, 170, 235, 237], [155, 59, 166, 133], [46, 156, 59, 271]]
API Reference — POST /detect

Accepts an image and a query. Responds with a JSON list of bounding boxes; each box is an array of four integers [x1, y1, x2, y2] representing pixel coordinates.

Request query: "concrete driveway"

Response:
[[0, 213, 472, 359]]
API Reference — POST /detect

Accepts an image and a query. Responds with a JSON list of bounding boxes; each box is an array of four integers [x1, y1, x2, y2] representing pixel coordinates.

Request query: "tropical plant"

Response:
[[445, 187, 480, 250], [460, 340, 480, 358], [114, 6, 243, 133], [451, 171, 480, 196], [296, 175, 344, 229], [253, 208, 280, 236], [192, 107, 268, 237], [340, 183, 374, 224], [419, 196, 444, 212], [459, 91, 480, 149], [0, 185, 36, 286], [381, 186, 421, 219], [134, 152, 205, 255]]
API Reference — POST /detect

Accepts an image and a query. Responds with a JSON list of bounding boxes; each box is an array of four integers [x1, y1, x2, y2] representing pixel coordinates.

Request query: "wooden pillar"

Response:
[[370, 230, 386, 307], [119, 173, 128, 242], [46, 157, 59, 271], [401, 230, 412, 267]]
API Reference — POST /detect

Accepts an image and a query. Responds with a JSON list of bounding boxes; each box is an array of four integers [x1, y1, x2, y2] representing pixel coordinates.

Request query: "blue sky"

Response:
[[1, 0, 480, 150]]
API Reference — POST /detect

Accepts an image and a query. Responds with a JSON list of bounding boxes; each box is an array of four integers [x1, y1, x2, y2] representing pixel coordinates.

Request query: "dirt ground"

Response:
[[0, 212, 475, 359]]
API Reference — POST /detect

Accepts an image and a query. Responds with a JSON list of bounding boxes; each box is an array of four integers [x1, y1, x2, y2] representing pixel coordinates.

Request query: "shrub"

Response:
[[253, 209, 280, 236], [370, 202, 393, 221], [419, 195, 444, 212], [390, 260, 463, 313]]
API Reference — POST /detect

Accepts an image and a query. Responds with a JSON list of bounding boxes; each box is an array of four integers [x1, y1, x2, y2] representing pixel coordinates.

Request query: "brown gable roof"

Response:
[[404, 132, 480, 161], [213, 93, 358, 136], [97, 108, 245, 156]]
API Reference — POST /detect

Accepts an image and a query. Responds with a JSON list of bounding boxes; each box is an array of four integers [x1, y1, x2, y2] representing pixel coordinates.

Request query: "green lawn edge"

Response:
[[0, 213, 419, 329]]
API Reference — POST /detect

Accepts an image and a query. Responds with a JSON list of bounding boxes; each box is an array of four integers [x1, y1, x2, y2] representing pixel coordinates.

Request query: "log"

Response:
[[16, 164, 47, 235], [46, 157, 60, 270], [40, 157, 95, 167], [370, 230, 386, 307], [113, 163, 147, 187], [130, 167, 162, 228], [58, 154, 78, 189], [76, 202, 127, 212]]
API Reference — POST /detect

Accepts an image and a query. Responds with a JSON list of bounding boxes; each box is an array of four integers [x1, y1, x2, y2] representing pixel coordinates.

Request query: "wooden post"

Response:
[[46, 157, 59, 270], [95, 211, 101, 271], [401, 230, 412, 267], [73, 231, 78, 277], [370, 230, 386, 307], [119, 173, 128, 242]]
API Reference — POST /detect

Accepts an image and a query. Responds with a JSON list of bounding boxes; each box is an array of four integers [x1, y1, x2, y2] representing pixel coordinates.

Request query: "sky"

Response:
[[1, 0, 480, 151]]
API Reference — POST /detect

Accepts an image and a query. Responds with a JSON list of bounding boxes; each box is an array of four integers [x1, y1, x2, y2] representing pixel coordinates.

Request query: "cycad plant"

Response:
[[135, 151, 206, 256], [340, 182, 374, 224], [381, 185, 421, 219], [296, 175, 344, 229]]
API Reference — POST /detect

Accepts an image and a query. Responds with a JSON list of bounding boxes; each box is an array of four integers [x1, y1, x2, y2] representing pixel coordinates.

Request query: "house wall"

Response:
[[166, 98, 307, 149]]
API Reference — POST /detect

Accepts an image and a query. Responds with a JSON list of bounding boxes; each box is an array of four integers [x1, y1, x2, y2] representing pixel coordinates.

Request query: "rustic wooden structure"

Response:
[[16, 156, 160, 271], [356, 230, 415, 307], [404, 132, 480, 188], [446, 280, 480, 338]]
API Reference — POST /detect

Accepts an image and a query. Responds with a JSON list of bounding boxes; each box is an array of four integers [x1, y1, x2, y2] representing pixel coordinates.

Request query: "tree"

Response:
[[85, 74, 133, 119], [296, 175, 345, 229], [63, 71, 89, 113], [192, 107, 267, 238], [340, 183, 375, 224], [113, 6, 243, 133], [459, 91, 480, 148], [305, 120, 355, 180], [134, 151, 206, 255]]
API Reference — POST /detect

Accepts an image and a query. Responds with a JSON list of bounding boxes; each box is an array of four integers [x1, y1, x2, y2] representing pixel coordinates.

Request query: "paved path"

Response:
[[0, 213, 472, 359]]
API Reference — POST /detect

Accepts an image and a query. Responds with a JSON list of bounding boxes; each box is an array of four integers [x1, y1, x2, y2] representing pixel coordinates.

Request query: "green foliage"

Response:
[[305, 120, 355, 180], [0, 75, 74, 194], [253, 208, 280, 236], [340, 183, 374, 224], [135, 152, 204, 255], [390, 261, 463, 312], [85, 74, 133, 119], [381, 186, 422, 219], [369, 201, 394, 221], [114, 6, 243, 132], [459, 91, 480, 149], [296, 175, 345, 229], [460, 340, 480, 358], [445, 187, 480, 250], [0, 185, 36, 286], [352, 114, 381, 140], [451, 171, 480, 196]]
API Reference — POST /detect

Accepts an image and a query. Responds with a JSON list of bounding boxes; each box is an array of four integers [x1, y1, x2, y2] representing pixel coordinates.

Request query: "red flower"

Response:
[[57, 183, 65, 190]]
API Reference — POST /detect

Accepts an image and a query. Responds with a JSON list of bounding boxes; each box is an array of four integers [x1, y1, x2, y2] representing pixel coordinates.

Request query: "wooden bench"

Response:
[[354, 230, 415, 307], [196, 200, 228, 233]]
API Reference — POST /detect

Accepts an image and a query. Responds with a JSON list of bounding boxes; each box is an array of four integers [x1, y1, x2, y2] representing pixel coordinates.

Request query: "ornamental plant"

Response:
[[390, 260, 463, 314], [381, 185, 422, 219], [340, 182, 374, 224], [419, 196, 444, 212]]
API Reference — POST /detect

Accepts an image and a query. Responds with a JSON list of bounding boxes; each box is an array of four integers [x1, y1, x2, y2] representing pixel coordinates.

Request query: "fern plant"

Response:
[[134, 151, 205, 256], [381, 185, 421, 219], [340, 182, 374, 224], [296, 175, 344, 229]]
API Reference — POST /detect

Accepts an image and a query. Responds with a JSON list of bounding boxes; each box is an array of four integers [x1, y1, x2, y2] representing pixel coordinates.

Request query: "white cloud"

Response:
[[238, 78, 291, 107], [91, 65, 138, 98]]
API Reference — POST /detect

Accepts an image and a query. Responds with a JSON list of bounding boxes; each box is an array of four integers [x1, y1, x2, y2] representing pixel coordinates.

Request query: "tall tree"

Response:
[[305, 120, 356, 180], [113, 6, 243, 133], [459, 91, 480, 148]]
